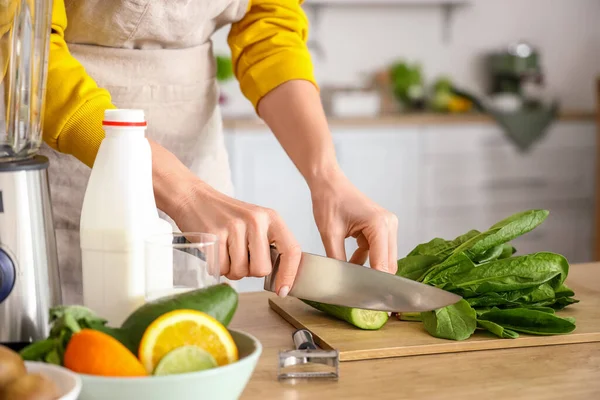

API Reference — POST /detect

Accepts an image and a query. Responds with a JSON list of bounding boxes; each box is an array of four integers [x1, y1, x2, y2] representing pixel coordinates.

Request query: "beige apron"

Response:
[[40, 0, 248, 304]]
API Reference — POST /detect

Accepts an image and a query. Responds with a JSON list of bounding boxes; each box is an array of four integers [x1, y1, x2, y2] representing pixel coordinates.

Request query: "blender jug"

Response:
[[0, 0, 61, 349], [0, 0, 52, 159]]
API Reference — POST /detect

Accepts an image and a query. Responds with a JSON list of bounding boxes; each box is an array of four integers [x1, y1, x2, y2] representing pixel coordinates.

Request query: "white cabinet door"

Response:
[[421, 122, 596, 209], [332, 127, 422, 259], [418, 121, 596, 264]]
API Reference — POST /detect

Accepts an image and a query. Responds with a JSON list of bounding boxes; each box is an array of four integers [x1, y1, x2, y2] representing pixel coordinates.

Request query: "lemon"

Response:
[[153, 345, 218, 376], [138, 309, 238, 373]]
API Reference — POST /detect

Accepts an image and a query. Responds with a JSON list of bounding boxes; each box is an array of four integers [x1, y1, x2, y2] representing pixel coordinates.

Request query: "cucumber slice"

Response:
[[302, 300, 389, 330]]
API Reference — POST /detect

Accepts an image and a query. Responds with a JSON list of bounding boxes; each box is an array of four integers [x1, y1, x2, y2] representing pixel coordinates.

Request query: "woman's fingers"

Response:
[[218, 233, 231, 277], [267, 210, 302, 297], [247, 210, 272, 278], [349, 233, 369, 266], [225, 220, 248, 280], [364, 218, 389, 273], [321, 229, 347, 262], [388, 215, 399, 274]]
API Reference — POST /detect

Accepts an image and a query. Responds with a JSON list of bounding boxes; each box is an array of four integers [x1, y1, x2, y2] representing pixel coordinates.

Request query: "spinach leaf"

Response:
[[408, 238, 454, 257], [525, 307, 555, 314], [489, 209, 549, 231], [472, 244, 504, 263], [436, 230, 482, 259], [498, 243, 517, 259], [477, 247, 504, 263], [396, 255, 440, 281], [478, 308, 576, 335], [516, 283, 556, 304], [420, 299, 477, 341], [466, 291, 524, 308], [420, 252, 476, 285], [554, 284, 575, 298], [463, 210, 548, 258], [477, 319, 519, 339], [408, 230, 480, 259], [426, 252, 569, 296], [550, 297, 579, 310]]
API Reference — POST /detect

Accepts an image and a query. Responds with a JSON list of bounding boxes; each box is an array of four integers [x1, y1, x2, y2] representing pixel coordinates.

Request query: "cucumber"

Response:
[[120, 284, 239, 353], [302, 300, 389, 330]]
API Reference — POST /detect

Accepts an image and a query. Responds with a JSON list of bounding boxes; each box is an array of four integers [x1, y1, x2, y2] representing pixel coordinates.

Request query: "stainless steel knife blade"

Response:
[[264, 248, 462, 313]]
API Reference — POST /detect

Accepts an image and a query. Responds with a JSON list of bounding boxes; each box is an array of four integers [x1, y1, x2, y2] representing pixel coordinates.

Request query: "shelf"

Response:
[[302, 0, 471, 52], [304, 0, 468, 5], [223, 111, 597, 131]]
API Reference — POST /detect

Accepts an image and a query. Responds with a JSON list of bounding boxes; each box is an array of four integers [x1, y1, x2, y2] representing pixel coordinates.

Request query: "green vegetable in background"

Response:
[[395, 209, 579, 341], [389, 61, 423, 108], [216, 55, 234, 82]]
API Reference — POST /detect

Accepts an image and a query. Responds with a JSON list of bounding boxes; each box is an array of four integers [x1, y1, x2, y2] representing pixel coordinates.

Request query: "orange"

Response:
[[138, 310, 238, 374], [64, 329, 147, 377]]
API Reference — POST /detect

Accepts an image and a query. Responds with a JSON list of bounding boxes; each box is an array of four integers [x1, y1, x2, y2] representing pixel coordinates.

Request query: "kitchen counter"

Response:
[[229, 263, 600, 399], [223, 110, 596, 131]]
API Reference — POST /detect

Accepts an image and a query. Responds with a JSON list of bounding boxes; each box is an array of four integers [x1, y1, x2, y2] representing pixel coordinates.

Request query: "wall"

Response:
[[212, 0, 600, 116]]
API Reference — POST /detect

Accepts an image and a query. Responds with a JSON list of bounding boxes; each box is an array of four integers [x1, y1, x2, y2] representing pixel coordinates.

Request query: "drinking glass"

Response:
[[144, 232, 220, 301]]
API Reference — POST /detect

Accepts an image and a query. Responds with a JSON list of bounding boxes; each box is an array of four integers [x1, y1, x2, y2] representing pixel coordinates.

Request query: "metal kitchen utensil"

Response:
[[264, 247, 462, 312], [0, 0, 61, 348], [277, 329, 339, 380]]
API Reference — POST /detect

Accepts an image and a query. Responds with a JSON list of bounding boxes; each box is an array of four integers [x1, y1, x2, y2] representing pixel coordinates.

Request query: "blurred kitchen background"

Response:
[[212, 0, 600, 292]]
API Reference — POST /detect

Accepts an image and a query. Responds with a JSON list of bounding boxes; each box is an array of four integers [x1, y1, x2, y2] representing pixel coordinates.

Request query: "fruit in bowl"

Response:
[[18, 284, 262, 400], [77, 330, 261, 400]]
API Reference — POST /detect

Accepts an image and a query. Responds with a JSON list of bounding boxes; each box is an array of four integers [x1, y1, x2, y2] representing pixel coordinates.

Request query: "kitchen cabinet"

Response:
[[224, 118, 596, 292]]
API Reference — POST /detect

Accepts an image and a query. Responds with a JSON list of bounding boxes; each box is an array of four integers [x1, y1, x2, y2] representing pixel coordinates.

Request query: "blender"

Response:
[[0, 0, 61, 349]]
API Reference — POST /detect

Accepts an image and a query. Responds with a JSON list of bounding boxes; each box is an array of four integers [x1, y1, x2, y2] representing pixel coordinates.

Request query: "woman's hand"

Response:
[[257, 80, 399, 274], [150, 140, 301, 297], [311, 170, 399, 274]]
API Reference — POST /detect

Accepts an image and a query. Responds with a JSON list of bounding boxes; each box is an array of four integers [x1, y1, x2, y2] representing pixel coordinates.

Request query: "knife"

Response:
[[264, 247, 462, 313]]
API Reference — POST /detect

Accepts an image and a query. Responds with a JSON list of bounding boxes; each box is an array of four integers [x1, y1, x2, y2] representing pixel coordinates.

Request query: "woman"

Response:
[[41, 0, 399, 304]]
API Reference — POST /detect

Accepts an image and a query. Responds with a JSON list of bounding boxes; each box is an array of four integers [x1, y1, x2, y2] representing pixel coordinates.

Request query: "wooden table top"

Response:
[[229, 263, 600, 400]]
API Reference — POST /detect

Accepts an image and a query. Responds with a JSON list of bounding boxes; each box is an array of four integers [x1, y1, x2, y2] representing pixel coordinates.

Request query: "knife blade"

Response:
[[264, 248, 462, 313]]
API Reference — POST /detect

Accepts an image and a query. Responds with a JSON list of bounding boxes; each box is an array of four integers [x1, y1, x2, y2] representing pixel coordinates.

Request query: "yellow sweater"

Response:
[[44, 0, 316, 168]]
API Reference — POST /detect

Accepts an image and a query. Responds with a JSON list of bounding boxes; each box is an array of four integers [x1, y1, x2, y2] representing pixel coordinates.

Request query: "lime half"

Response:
[[153, 345, 218, 376]]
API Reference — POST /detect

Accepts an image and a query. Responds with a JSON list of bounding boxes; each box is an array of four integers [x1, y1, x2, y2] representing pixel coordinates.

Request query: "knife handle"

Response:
[[263, 245, 281, 293], [293, 329, 317, 350]]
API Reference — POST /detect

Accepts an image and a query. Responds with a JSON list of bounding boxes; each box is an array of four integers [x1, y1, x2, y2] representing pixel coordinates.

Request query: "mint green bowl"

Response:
[[78, 330, 262, 400]]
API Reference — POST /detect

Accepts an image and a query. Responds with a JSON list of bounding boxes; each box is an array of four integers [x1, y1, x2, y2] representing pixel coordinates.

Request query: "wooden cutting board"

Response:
[[269, 263, 600, 361]]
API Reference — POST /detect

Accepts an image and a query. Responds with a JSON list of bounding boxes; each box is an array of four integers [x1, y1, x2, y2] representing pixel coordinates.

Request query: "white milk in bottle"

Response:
[[80, 109, 172, 325]]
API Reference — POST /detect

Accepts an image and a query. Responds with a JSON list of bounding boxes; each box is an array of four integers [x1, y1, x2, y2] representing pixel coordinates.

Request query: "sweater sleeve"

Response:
[[43, 0, 115, 168], [227, 0, 318, 111]]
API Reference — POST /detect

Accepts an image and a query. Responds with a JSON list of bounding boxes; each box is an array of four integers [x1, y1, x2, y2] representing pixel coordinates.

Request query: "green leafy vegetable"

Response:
[[477, 320, 519, 339], [478, 308, 576, 335], [425, 252, 569, 296], [472, 244, 504, 263], [396, 255, 440, 281], [420, 299, 477, 341], [499, 243, 517, 259], [395, 209, 579, 341], [468, 210, 549, 256]]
